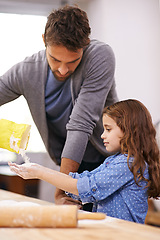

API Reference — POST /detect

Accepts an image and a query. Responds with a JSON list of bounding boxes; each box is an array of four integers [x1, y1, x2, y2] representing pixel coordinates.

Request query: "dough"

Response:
[[0, 200, 40, 206]]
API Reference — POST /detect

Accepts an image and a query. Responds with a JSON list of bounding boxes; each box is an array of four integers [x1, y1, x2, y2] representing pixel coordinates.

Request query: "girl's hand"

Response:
[[8, 161, 79, 197], [8, 162, 41, 179]]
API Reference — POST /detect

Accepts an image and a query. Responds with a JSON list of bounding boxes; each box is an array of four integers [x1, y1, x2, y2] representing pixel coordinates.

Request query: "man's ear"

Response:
[[42, 34, 46, 47]]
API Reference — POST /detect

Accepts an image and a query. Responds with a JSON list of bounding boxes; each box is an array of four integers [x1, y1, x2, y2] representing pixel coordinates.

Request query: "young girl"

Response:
[[9, 99, 160, 223]]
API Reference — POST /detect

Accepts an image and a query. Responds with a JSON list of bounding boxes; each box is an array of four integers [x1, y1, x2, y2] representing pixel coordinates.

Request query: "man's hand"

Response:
[[55, 188, 83, 209], [55, 157, 82, 208]]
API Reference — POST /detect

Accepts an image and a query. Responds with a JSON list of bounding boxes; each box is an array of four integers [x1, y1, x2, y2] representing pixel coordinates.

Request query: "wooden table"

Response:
[[0, 190, 160, 240]]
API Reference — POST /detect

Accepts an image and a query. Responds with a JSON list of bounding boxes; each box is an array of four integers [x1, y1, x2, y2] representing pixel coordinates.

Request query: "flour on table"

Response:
[[0, 200, 40, 206]]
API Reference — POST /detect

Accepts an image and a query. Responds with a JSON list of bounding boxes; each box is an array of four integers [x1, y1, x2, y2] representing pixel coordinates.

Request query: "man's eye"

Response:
[[51, 57, 60, 62]]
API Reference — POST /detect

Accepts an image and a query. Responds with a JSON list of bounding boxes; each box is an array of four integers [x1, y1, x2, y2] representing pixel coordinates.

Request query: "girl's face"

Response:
[[101, 114, 124, 153]]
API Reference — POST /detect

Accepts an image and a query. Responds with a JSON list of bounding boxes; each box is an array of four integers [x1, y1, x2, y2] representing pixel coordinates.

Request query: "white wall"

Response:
[[85, 0, 160, 123], [0, 13, 46, 153]]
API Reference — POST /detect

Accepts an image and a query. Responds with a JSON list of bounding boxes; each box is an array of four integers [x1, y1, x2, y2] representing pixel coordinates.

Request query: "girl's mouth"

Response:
[[104, 142, 109, 147]]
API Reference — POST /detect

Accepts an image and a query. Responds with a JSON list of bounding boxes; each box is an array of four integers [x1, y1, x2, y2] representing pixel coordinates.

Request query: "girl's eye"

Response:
[[106, 128, 111, 132]]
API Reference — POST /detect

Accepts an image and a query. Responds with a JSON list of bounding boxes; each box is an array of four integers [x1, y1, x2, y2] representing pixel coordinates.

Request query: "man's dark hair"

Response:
[[44, 5, 91, 51]]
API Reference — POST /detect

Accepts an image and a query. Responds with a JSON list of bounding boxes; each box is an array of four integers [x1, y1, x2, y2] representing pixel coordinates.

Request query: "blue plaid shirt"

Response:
[[69, 153, 149, 223]]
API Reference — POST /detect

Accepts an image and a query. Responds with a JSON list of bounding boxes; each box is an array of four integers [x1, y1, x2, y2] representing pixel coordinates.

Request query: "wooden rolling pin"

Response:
[[0, 204, 106, 228]]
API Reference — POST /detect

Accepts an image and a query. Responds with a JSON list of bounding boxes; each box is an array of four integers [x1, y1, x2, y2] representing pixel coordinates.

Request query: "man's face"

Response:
[[46, 44, 83, 81]]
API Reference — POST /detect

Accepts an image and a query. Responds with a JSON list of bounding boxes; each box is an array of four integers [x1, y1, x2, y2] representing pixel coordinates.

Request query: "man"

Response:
[[0, 5, 118, 209]]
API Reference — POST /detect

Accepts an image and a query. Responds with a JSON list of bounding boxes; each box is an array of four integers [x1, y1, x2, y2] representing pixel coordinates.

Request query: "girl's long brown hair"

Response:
[[103, 99, 160, 198]]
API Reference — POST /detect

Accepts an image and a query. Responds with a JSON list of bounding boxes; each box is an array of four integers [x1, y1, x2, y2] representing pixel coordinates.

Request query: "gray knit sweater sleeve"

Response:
[[61, 40, 118, 163]]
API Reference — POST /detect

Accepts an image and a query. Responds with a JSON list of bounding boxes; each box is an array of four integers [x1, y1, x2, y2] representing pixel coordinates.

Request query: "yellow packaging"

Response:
[[0, 119, 31, 154]]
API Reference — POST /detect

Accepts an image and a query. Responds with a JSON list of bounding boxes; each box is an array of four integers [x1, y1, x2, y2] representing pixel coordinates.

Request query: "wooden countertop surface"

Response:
[[0, 189, 160, 240]]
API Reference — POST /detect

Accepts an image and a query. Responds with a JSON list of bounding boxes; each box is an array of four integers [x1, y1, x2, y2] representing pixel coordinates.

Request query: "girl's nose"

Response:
[[101, 131, 105, 139]]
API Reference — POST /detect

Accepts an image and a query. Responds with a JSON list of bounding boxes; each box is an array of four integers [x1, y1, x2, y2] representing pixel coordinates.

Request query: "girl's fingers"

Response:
[[8, 162, 39, 180], [8, 162, 26, 176], [9, 166, 20, 174], [9, 166, 28, 179], [8, 162, 17, 167]]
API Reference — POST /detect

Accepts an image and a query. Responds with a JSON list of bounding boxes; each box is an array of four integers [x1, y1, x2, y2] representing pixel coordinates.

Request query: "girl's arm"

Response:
[[8, 162, 78, 196]]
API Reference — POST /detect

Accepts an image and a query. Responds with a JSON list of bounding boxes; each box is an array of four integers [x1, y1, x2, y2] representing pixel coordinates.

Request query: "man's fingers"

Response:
[[56, 196, 82, 209]]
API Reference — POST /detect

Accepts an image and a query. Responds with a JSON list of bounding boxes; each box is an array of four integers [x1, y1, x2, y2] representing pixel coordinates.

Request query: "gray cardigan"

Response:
[[0, 39, 118, 165]]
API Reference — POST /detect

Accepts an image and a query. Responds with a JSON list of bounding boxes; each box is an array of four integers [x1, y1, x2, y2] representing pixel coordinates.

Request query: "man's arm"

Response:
[[54, 158, 82, 208], [55, 43, 116, 206]]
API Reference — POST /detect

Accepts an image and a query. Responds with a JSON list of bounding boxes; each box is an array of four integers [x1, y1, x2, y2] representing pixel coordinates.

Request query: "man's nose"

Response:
[[58, 64, 69, 75]]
